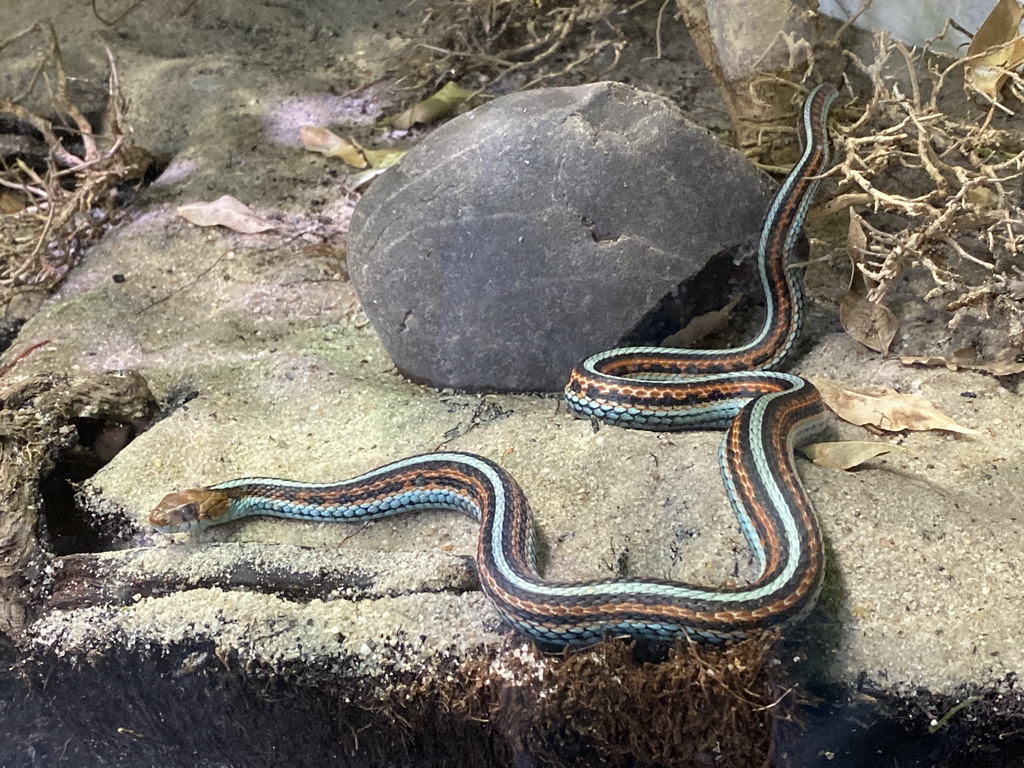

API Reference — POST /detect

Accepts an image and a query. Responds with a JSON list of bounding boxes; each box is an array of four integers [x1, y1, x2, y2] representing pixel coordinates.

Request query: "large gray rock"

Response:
[[348, 82, 775, 392]]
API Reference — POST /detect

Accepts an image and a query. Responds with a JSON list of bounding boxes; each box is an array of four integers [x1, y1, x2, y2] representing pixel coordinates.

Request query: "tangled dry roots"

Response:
[[829, 32, 1024, 348], [389, 0, 626, 100], [0, 22, 150, 313]]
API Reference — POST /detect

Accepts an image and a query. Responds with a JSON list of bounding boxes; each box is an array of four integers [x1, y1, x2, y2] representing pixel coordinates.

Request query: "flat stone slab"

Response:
[[10, 204, 1020, 692]]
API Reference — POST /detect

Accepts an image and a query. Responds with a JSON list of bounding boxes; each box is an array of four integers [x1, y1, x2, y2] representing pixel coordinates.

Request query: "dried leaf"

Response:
[[177, 196, 276, 234], [802, 440, 898, 470], [965, 0, 1024, 101], [299, 126, 406, 173], [846, 206, 868, 259], [300, 126, 368, 167], [0, 190, 27, 214], [840, 293, 898, 354], [965, 185, 1000, 209], [387, 82, 473, 130], [840, 211, 898, 354], [662, 296, 741, 347], [900, 347, 1024, 376], [359, 146, 405, 170], [811, 376, 979, 435], [348, 167, 392, 190], [899, 355, 965, 372]]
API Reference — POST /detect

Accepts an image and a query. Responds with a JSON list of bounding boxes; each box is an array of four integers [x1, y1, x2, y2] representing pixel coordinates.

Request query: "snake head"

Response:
[[149, 489, 231, 533]]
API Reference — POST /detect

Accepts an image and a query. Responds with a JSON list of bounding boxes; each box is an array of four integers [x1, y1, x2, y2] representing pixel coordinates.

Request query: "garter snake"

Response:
[[151, 83, 839, 647]]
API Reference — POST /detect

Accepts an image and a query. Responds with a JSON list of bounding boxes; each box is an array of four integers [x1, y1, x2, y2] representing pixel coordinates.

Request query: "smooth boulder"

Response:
[[348, 82, 774, 392]]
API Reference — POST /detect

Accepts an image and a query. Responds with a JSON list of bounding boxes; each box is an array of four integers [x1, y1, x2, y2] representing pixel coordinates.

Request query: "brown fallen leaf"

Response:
[[801, 440, 898, 470], [662, 296, 741, 348], [840, 292, 898, 355], [299, 126, 406, 173], [358, 146, 404, 170], [300, 126, 368, 167], [811, 376, 978, 435], [0, 190, 27, 214], [386, 82, 473, 130], [965, 0, 1024, 102], [900, 346, 1024, 376], [178, 196, 277, 234], [840, 210, 898, 354]]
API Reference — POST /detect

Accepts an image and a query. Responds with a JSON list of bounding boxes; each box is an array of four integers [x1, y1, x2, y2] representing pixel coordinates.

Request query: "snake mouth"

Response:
[[150, 518, 202, 534]]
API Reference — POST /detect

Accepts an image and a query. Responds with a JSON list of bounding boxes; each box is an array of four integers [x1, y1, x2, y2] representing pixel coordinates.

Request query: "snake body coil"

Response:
[[152, 84, 839, 647]]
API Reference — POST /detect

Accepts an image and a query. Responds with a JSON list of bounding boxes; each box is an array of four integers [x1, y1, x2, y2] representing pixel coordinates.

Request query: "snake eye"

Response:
[[178, 502, 200, 523]]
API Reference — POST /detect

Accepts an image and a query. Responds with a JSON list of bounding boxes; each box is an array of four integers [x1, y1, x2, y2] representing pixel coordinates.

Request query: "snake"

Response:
[[151, 83, 839, 647]]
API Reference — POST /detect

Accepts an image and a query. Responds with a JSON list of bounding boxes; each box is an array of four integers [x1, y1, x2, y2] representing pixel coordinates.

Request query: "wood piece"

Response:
[[0, 370, 154, 634]]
